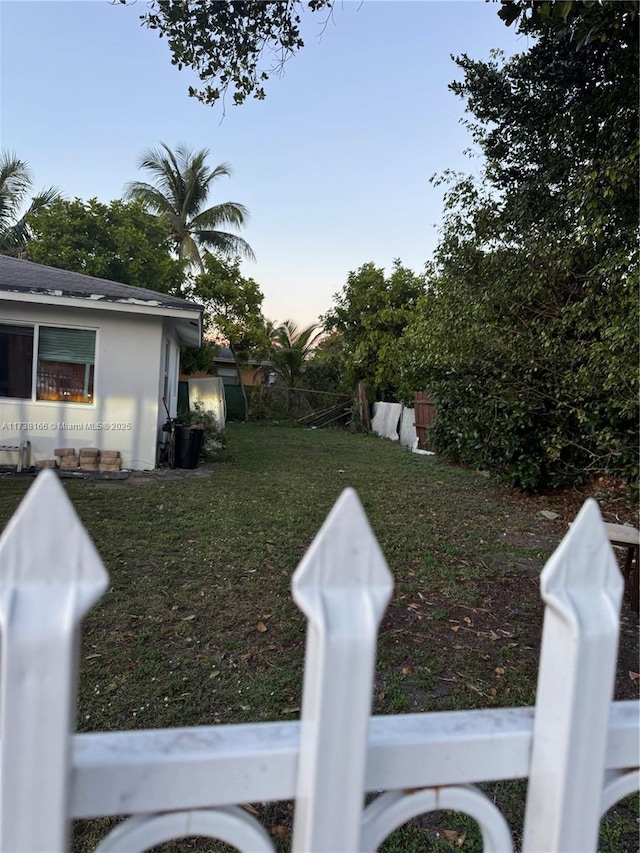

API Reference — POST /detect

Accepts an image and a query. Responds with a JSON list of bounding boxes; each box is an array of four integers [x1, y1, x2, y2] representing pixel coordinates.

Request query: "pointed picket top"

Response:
[[291, 489, 393, 852], [0, 470, 109, 852], [540, 497, 622, 614], [522, 496, 623, 853], [0, 469, 109, 617], [292, 487, 393, 616]]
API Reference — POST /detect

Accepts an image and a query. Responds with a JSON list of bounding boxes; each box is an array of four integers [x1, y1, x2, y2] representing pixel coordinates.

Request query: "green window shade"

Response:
[[38, 327, 95, 365]]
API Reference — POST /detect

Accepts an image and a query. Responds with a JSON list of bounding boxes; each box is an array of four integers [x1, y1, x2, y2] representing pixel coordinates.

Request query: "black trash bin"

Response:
[[174, 425, 191, 469], [187, 425, 205, 468], [176, 425, 205, 469]]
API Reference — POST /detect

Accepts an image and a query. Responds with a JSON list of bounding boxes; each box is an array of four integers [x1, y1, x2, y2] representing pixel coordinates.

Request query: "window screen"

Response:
[[37, 327, 96, 403]]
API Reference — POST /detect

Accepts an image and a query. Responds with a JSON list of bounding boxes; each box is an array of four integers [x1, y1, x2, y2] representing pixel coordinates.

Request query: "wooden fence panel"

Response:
[[414, 391, 436, 451]]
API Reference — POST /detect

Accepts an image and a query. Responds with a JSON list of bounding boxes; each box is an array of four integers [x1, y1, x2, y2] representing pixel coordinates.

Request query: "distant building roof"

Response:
[[0, 255, 203, 313], [216, 345, 234, 361], [214, 345, 269, 366]]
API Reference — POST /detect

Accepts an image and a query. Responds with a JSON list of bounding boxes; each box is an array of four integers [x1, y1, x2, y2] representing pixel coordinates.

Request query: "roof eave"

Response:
[[0, 288, 203, 321]]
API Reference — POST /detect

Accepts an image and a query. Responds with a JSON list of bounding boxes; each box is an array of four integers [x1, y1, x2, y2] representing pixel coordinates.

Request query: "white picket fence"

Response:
[[0, 471, 638, 853]]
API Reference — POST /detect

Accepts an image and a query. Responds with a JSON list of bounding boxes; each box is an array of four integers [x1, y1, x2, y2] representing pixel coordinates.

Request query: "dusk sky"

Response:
[[1, 1, 527, 326]]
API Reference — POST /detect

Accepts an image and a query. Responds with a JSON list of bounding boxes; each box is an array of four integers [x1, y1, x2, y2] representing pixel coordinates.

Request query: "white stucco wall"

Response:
[[0, 301, 165, 469], [158, 318, 182, 432]]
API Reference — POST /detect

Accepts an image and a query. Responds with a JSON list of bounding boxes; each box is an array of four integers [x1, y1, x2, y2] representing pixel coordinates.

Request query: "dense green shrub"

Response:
[[399, 6, 638, 490]]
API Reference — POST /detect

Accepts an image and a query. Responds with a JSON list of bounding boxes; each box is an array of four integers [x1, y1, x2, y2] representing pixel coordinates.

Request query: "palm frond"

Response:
[[127, 142, 253, 264], [0, 153, 31, 194], [196, 230, 256, 262], [178, 232, 203, 269], [5, 186, 61, 254], [296, 323, 323, 351], [0, 151, 59, 255], [183, 157, 231, 220], [136, 144, 186, 209], [124, 181, 177, 217], [0, 152, 33, 229], [26, 186, 60, 217], [190, 201, 250, 231], [275, 320, 322, 355], [269, 319, 321, 387], [202, 161, 233, 186]]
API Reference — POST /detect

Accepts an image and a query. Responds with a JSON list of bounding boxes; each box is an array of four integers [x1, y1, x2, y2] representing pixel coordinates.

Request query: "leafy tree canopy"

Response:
[[179, 340, 220, 377], [26, 197, 186, 295], [498, 0, 638, 47], [122, 0, 332, 106], [304, 331, 349, 394], [399, 3, 638, 490], [190, 253, 267, 419], [123, 0, 637, 109], [323, 260, 426, 401]]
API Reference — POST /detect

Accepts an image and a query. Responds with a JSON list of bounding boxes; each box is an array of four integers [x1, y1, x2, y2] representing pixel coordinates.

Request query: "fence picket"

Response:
[[291, 488, 393, 852], [0, 471, 108, 853], [522, 498, 624, 852]]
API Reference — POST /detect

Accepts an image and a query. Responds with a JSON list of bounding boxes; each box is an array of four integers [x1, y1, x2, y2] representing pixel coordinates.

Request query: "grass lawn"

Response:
[[0, 423, 637, 851]]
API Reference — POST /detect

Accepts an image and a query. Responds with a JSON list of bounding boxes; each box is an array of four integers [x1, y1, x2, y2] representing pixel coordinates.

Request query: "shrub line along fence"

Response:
[[0, 472, 638, 852]]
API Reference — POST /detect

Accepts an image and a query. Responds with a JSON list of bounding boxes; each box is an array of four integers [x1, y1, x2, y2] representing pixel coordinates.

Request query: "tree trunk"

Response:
[[230, 346, 249, 422]]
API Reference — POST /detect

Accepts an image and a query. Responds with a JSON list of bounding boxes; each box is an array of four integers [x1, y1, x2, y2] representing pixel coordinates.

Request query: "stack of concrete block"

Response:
[[35, 459, 57, 469], [55, 448, 79, 470], [99, 450, 122, 472], [78, 448, 100, 471], [49, 448, 123, 472]]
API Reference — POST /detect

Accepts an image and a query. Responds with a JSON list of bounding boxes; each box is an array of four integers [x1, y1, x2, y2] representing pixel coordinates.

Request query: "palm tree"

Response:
[[272, 320, 323, 388], [124, 143, 255, 269], [0, 152, 59, 257]]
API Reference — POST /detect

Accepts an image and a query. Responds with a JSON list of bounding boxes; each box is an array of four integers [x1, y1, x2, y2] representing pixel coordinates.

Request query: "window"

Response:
[[0, 325, 34, 398], [0, 323, 96, 404], [37, 327, 96, 403]]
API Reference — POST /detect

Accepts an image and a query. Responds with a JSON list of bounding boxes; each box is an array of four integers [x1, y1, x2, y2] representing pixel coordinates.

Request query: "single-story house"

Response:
[[0, 255, 202, 470]]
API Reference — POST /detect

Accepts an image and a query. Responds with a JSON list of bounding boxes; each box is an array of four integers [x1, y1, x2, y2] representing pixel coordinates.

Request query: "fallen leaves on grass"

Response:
[[257, 621, 268, 632], [270, 826, 290, 839], [441, 828, 467, 845]]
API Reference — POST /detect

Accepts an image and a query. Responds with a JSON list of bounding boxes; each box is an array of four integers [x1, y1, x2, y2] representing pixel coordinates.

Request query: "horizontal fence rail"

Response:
[[0, 471, 638, 852], [70, 702, 639, 818]]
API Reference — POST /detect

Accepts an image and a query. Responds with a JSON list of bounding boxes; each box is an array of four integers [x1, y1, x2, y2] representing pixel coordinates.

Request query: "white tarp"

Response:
[[187, 377, 226, 430], [399, 405, 417, 448], [371, 402, 402, 441]]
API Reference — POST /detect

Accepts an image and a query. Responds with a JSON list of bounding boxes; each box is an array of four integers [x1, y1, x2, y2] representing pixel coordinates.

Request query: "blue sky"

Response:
[[1, 1, 526, 326]]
